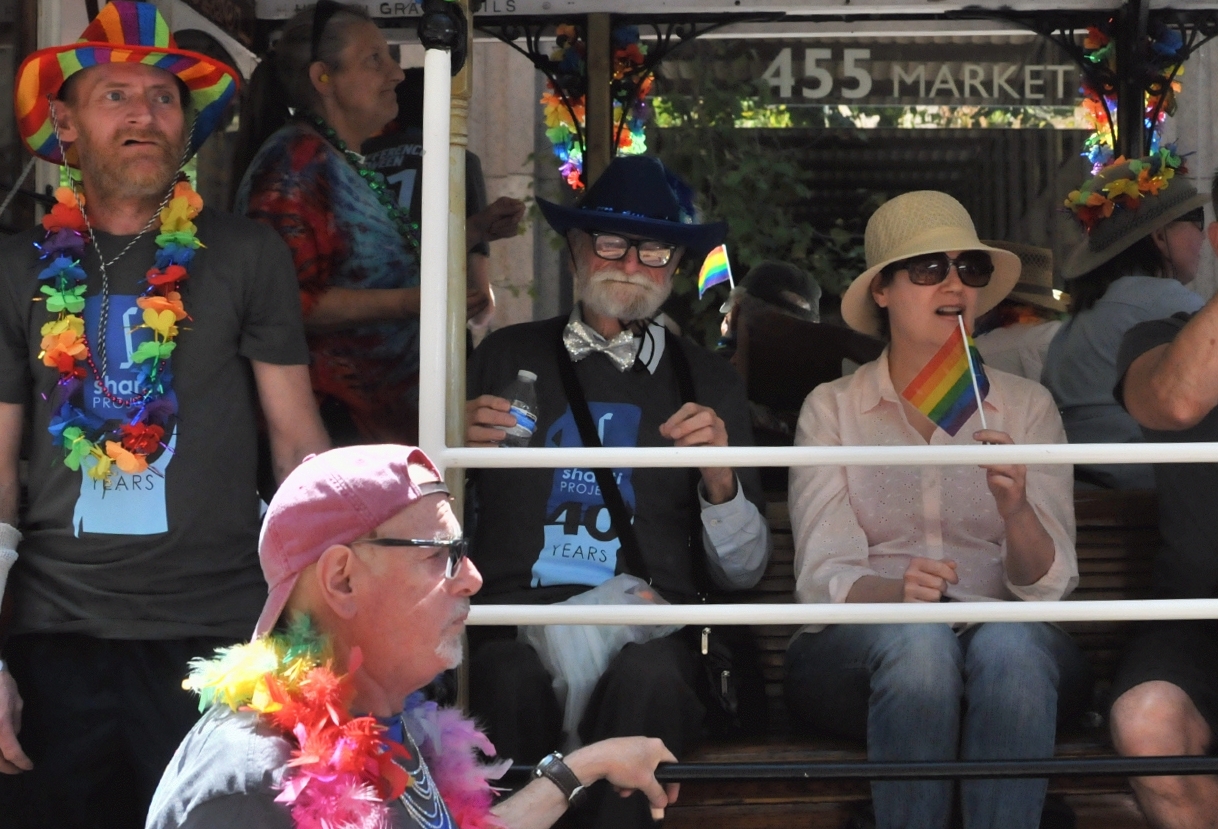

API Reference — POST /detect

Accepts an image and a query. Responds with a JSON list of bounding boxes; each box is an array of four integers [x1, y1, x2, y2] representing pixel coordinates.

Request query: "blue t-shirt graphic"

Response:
[[72, 294, 174, 536], [532, 402, 642, 588]]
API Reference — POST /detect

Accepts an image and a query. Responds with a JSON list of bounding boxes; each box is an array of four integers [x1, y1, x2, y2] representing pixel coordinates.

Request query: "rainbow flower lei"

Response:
[[1064, 146, 1185, 232], [541, 24, 651, 190], [185, 616, 508, 829], [36, 180, 199, 482]]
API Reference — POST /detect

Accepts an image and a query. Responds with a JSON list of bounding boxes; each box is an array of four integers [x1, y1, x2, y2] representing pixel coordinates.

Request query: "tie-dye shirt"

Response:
[[236, 122, 421, 445]]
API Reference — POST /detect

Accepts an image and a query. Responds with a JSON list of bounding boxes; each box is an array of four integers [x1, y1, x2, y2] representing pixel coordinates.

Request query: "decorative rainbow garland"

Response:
[[36, 180, 198, 482], [1064, 145, 1185, 232], [541, 24, 651, 190], [185, 616, 508, 829], [1079, 22, 1185, 173]]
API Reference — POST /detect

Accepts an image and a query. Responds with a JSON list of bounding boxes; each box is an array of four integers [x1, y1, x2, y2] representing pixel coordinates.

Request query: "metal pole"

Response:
[[437, 440, 1218, 470], [584, 12, 612, 185], [447, 0, 471, 498], [418, 48, 453, 467], [465, 598, 1218, 628], [447, 0, 473, 717], [1117, 0, 1149, 158]]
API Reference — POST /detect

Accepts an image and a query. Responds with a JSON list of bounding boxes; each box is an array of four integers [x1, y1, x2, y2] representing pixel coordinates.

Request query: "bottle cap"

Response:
[[517, 370, 537, 382]]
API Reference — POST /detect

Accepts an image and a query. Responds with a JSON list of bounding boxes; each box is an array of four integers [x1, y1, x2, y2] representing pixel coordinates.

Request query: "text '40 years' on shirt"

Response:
[[789, 352, 1078, 634]]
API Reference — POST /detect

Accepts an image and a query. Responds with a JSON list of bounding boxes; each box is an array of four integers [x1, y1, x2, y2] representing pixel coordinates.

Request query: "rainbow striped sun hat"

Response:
[[16, 0, 239, 165]]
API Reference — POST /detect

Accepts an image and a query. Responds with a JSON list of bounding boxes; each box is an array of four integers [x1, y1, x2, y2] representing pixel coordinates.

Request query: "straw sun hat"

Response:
[[840, 191, 1021, 338], [981, 240, 1068, 314], [1061, 156, 1209, 280]]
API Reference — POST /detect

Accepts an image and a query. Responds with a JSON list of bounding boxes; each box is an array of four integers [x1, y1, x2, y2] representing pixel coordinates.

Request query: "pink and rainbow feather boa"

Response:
[[185, 616, 509, 829]]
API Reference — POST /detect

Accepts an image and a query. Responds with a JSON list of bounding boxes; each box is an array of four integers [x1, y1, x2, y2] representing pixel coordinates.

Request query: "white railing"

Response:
[[418, 43, 1218, 628]]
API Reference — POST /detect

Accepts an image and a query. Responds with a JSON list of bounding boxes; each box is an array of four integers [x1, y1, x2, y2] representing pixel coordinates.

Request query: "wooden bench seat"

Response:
[[666, 488, 1161, 827]]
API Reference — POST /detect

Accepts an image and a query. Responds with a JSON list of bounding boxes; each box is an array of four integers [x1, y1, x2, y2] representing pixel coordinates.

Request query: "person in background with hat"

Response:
[[785, 191, 1086, 829], [1102, 168, 1218, 829], [464, 155, 770, 829], [717, 260, 823, 358], [0, 3, 329, 826], [973, 241, 1068, 383], [146, 444, 678, 829], [1044, 153, 1207, 490]]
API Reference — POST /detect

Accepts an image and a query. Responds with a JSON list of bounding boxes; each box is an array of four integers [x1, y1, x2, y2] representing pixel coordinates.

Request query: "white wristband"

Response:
[[0, 522, 21, 606]]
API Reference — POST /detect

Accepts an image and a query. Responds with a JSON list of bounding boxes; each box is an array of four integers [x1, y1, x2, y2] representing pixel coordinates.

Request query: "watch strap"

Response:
[[533, 752, 586, 805]]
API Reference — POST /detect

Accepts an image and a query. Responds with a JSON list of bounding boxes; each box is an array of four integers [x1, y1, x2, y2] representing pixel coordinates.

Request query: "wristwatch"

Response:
[[533, 751, 587, 807]]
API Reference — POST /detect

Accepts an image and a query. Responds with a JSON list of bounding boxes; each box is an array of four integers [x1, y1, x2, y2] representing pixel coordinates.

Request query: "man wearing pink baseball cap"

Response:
[[147, 444, 677, 829]]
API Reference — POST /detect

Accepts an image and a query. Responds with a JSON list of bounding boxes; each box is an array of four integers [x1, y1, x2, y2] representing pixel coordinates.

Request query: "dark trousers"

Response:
[[0, 633, 226, 829], [469, 627, 705, 829]]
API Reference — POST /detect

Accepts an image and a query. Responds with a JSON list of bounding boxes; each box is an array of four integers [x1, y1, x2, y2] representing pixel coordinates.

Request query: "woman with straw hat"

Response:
[[1045, 152, 1207, 490], [785, 191, 1087, 829]]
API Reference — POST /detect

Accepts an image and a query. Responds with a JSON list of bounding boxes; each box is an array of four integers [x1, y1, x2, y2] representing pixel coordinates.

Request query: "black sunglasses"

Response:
[[589, 232, 678, 268], [351, 537, 469, 579], [310, 0, 345, 64], [892, 251, 995, 288]]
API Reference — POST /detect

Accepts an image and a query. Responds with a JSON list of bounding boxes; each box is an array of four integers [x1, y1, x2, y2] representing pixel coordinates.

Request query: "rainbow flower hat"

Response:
[[16, 0, 238, 165]]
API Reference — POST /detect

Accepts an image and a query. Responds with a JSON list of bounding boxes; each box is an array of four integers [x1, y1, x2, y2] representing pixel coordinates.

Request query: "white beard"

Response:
[[578, 266, 671, 322]]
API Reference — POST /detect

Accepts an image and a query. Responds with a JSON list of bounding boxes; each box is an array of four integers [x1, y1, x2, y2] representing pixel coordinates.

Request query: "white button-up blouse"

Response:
[[789, 351, 1078, 633]]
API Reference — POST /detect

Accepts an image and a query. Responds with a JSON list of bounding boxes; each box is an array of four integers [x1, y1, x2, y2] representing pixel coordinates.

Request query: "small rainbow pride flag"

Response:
[[698, 244, 733, 298], [901, 319, 989, 436]]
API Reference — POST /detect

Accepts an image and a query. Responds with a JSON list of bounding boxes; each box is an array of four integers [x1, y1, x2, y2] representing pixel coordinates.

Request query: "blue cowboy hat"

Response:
[[537, 156, 726, 254]]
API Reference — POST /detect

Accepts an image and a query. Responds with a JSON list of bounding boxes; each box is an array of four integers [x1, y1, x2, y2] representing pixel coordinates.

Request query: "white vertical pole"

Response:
[[418, 47, 453, 471]]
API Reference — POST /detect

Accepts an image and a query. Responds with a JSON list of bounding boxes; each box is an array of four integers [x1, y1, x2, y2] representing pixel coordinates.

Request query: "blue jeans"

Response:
[[785, 623, 1090, 829]]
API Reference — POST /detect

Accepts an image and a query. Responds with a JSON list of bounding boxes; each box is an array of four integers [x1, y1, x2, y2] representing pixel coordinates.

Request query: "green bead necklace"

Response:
[[303, 113, 421, 256]]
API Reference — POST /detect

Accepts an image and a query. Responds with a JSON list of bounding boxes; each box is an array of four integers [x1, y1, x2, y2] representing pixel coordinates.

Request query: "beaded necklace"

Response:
[[301, 112, 421, 256], [36, 179, 200, 482]]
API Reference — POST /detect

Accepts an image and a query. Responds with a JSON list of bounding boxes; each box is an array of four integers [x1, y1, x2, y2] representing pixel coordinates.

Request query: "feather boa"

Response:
[[185, 616, 508, 829]]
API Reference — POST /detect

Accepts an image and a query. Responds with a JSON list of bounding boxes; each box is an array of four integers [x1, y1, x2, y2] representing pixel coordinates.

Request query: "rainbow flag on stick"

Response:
[[901, 316, 989, 436], [698, 244, 734, 298]]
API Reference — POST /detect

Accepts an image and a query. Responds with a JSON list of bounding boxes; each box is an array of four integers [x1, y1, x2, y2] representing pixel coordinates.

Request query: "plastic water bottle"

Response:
[[501, 370, 539, 447]]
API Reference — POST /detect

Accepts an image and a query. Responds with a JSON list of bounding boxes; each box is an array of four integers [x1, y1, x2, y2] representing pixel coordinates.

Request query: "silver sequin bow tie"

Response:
[[563, 320, 639, 372]]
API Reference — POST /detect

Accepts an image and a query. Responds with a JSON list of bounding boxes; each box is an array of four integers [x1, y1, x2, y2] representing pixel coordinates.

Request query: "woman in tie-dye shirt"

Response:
[[234, 3, 422, 445]]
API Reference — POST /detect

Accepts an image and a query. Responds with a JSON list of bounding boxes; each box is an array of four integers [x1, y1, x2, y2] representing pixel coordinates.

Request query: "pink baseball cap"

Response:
[[252, 444, 450, 639]]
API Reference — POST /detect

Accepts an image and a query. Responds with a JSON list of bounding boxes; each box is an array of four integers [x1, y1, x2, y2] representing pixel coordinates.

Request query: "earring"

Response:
[[320, 73, 330, 83]]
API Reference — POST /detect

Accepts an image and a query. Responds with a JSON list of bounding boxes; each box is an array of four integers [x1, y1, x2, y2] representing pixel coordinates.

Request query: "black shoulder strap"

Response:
[[664, 330, 717, 598], [554, 335, 651, 582], [666, 328, 696, 404]]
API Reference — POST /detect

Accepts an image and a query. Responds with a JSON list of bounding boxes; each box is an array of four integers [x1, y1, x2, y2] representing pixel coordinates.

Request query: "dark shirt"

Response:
[[467, 315, 767, 605], [1116, 312, 1218, 597], [147, 706, 456, 829], [362, 126, 491, 257], [0, 208, 308, 639]]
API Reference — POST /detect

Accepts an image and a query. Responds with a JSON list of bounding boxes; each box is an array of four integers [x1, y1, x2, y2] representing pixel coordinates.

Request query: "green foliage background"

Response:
[[649, 45, 882, 348]]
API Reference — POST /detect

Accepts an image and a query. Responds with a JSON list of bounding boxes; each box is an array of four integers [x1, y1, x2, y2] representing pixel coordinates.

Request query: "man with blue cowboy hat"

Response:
[[0, 3, 328, 826], [464, 155, 770, 829]]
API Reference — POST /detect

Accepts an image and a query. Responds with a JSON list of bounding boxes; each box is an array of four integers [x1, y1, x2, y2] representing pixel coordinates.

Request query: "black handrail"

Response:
[[506, 755, 1218, 782]]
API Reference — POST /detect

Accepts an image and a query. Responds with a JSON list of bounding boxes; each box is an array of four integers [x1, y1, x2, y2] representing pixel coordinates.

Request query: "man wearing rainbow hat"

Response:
[[0, 3, 328, 826]]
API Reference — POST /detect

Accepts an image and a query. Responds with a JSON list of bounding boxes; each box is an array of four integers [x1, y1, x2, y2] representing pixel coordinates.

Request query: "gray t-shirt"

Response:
[[1043, 275, 1204, 489], [0, 208, 309, 639], [147, 706, 457, 829]]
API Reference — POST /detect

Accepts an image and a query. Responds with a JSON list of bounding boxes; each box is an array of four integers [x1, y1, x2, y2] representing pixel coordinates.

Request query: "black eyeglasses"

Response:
[[892, 251, 995, 288], [351, 537, 468, 579], [310, 0, 344, 64], [589, 232, 678, 268]]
